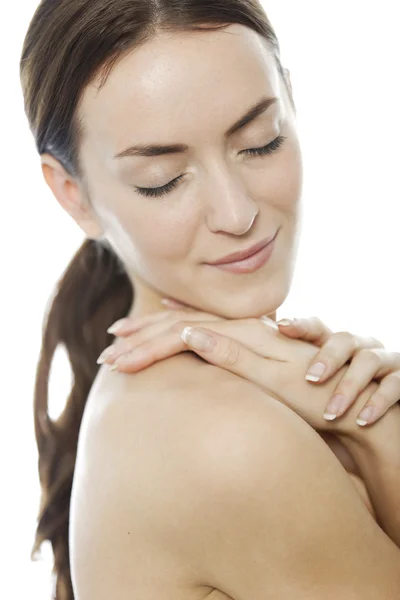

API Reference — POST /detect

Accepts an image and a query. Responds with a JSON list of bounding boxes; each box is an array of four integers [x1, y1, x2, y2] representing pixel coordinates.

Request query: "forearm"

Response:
[[335, 396, 400, 548], [283, 357, 400, 547]]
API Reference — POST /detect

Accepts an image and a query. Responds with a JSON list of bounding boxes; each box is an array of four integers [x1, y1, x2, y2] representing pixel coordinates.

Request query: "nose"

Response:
[[204, 168, 259, 235]]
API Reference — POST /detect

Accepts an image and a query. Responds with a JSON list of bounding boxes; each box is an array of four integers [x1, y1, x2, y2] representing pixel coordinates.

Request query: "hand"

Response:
[[101, 311, 331, 432], [100, 301, 400, 429], [273, 316, 400, 427]]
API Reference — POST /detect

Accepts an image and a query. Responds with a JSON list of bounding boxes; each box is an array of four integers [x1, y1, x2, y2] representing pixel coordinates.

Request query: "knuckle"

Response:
[[312, 316, 326, 329], [368, 393, 387, 410], [308, 316, 332, 336], [336, 331, 360, 350], [357, 347, 381, 367], [384, 371, 400, 385], [220, 338, 241, 367], [370, 337, 385, 349], [321, 339, 345, 362], [292, 317, 307, 332], [387, 354, 400, 370]]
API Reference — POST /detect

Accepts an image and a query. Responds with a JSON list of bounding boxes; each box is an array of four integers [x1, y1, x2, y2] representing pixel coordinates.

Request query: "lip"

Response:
[[206, 230, 278, 265], [206, 230, 279, 274]]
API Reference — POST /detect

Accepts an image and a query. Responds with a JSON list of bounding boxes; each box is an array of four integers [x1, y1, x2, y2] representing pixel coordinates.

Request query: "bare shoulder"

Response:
[[75, 352, 279, 501], [70, 352, 271, 598], [71, 355, 400, 599]]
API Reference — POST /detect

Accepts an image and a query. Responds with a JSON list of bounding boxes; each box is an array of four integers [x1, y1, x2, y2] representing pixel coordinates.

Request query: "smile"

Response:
[[206, 230, 278, 274]]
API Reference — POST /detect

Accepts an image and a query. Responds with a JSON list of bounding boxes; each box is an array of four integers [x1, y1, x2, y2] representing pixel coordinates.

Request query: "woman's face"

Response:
[[78, 24, 303, 319]]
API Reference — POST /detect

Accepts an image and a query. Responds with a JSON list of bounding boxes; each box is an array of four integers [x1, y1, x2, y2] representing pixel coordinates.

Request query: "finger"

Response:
[[355, 370, 400, 426], [107, 311, 172, 336], [111, 323, 281, 400], [277, 317, 333, 347], [179, 326, 280, 394], [105, 317, 233, 371], [108, 308, 222, 337], [323, 349, 400, 421], [103, 314, 279, 368], [99, 315, 225, 364], [305, 332, 384, 384], [109, 322, 250, 374], [109, 329, 190, 373]]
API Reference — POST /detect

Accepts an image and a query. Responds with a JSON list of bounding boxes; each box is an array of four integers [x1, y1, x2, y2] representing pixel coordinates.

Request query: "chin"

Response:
[[207, 288, 281, 320]]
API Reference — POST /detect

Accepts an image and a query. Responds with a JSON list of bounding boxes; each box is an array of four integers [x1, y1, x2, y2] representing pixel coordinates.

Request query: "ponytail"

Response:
[[30, 239, 133, 599]]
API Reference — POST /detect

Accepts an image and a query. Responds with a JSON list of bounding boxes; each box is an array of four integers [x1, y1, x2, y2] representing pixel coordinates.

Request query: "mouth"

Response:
[[207, 231, 278, 266], [206, 229, 279, 275]]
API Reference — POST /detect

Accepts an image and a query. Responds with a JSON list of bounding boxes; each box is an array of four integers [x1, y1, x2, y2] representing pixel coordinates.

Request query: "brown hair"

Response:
[[20, 1, 288, 597]]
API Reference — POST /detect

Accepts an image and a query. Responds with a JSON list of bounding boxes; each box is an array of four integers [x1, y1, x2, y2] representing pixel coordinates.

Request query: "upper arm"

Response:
[[182, 386, 400, 599]]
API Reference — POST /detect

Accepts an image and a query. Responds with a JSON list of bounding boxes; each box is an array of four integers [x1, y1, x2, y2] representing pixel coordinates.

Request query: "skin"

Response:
[[40, 24, 303, 323], [41, 24, 383, 597]]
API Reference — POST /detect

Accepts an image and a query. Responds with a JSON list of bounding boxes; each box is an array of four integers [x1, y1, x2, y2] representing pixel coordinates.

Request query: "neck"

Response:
[[126, 275, 277, 323]]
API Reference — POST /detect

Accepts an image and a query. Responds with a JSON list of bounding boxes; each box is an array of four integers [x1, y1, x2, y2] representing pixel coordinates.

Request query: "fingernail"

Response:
[[323, 394, 347, 421], [97, 345, 117, 364], [181, 327, 216, 351], [260, 316, 279, 330], [276, 318, 293, 327], [305, 362, 326, 382], [107, 318, 129, 334], [161, 298, 183, 307], [356, 405, 375, 426]]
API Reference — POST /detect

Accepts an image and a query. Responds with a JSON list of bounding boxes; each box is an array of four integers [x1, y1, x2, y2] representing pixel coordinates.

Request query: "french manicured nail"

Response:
[[107, 318, 129, 334], [161, 298, 183, 307], [323, 394, 347, 421], [356, 405, 375, 426], [181, 327, 216, 351], [277, 318, 293, 327], [260, 316, 279, 330], [305, 362, 326, 382], [97, 346, 117, 364]]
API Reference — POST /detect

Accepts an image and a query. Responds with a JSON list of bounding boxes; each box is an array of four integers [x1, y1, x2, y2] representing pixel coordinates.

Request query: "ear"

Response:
[[40, 153, 104, 239]]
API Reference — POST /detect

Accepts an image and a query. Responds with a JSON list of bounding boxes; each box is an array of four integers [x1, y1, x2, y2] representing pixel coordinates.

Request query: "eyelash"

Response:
[[134, 134, 287, 198]]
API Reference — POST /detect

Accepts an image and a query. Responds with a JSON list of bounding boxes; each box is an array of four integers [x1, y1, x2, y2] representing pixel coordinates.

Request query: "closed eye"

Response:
[[241, 134, 287, 158], [134, 134, 287, 198]]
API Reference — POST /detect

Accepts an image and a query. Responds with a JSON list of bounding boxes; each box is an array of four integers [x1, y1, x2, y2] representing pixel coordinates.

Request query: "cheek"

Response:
[[266, 147, 303, 214], [246, 141, 302, 214], [115, 200, 199, 266]]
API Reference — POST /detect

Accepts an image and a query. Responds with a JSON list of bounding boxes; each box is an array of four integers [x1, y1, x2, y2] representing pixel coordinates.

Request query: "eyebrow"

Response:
[[113, 95, 278, 159]]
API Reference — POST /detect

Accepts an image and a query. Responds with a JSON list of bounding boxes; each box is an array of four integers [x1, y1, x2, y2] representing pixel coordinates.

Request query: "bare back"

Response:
[[70, 352, 375, 599]]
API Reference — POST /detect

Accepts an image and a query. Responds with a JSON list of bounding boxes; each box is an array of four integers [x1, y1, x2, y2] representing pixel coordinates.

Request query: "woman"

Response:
[[21, 1, 400, 598]]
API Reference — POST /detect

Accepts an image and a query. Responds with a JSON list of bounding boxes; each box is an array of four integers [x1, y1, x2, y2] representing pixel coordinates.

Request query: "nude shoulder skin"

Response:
[[69, 353, 398, 599]]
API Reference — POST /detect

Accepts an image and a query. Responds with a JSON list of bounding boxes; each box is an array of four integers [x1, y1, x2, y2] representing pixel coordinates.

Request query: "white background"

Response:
[[1, 1, 399, 597]]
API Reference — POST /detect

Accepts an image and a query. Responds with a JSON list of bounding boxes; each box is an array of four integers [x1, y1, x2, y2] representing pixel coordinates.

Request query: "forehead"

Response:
[[78, 24, 281, 161]]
